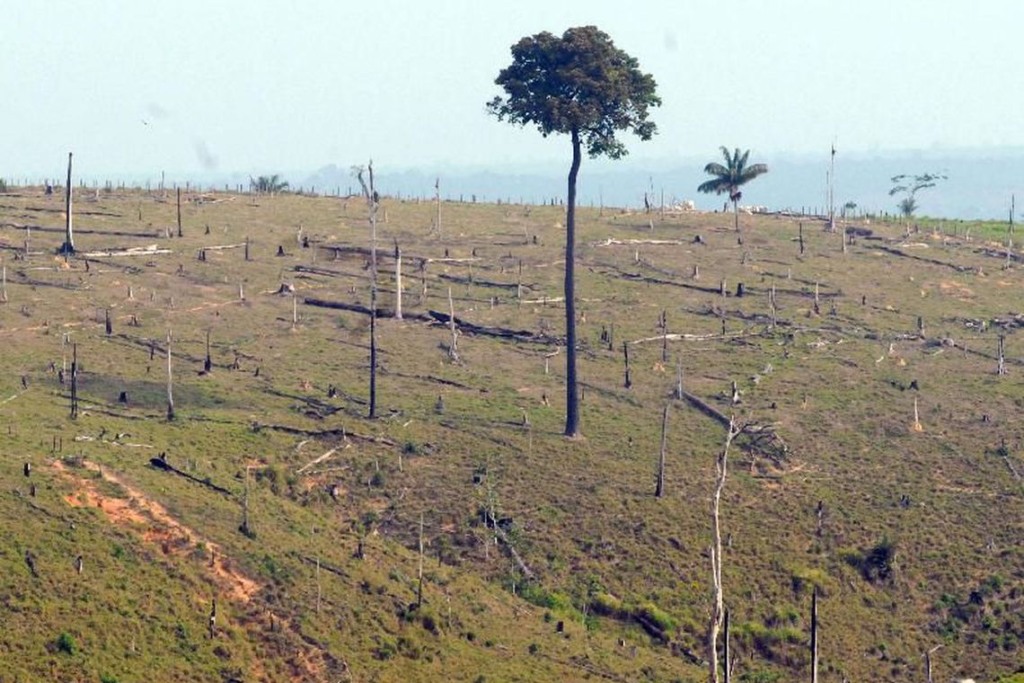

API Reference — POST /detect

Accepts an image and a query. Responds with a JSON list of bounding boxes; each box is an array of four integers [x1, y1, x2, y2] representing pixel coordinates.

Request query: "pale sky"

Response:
[[4, 0, 1023, 180]]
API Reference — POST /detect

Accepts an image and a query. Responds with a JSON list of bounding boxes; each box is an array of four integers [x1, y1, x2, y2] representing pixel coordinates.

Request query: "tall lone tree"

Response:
[[697, 147, 768, 234], [488, 25, 660, 437]]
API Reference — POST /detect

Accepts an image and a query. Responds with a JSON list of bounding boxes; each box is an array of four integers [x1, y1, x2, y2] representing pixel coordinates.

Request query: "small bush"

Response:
[[56, 632, 76, 655]]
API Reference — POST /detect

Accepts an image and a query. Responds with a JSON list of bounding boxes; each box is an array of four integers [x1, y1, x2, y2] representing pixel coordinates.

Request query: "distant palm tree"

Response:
[[249, 174, 289, 195], [698, 147, 768, 233]]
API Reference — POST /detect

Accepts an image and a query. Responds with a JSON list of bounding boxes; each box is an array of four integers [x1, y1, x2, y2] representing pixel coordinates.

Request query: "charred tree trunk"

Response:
[[394, 241, 403, 320], [811, 589, 819, 683], [70, 343, 79, 419], [176, 188, 183, 237]]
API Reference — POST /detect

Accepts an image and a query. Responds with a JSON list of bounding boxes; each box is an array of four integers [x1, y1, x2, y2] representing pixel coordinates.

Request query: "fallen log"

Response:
[[592, 237, 689, 246], [874, 244, 969, 272], [251, 422, 397, 446], [81, 245, 172, 257], [302, 297, 421, 320], [438, 272, 532, 290], [427, 310, 561, 344], [679, 390, 789, 463], [149, 455, 233, 496]]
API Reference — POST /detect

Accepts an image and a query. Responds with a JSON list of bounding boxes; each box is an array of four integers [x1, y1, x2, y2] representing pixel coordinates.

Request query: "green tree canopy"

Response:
[[889, 172, 946, 218], [488, 25, 659, 437], [487, 26, 660, 159]]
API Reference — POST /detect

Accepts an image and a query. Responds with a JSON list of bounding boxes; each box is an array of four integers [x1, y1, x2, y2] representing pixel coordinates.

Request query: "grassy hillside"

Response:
[[0, 186, 1021, 682]]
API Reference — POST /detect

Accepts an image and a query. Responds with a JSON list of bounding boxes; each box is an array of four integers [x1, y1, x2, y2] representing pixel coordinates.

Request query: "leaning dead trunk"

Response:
[[709, 416, 740, 683]]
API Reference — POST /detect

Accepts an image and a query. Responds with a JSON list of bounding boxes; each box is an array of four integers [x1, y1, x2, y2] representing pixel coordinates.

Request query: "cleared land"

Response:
[[0, 186, 1022, 682]]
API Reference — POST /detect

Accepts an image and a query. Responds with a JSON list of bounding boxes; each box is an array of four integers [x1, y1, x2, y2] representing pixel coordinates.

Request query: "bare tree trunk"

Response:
[[447, 287, 459, 362], [925, 644, 942, 683], [998, 335, 1006, 376], [70, 342, 79, 419], [166, 330, 175, 420], [394, 241, 403, 320], [811, 588, 819, 683], [417, 512, 425, 608], [1, 263, 7, 303], [176, 187, 183, 237], [240, 465, 253, 537], [204, 330, 212, 372], [656, 403, 669, 498], [564, 128, 582, 437], [315, 555, 322, 614], [723, 608, 730, 683], [622, 342, 633, 388], [62, 152, 75, 254], [709, 417, 740, 683], [356, 162, 379, 418]]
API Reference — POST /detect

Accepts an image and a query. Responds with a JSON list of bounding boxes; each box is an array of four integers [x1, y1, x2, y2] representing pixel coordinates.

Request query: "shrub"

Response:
[[56, 632, 76, 655]]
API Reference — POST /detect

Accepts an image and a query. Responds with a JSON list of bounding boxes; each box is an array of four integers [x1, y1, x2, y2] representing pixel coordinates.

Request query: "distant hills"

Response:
[[301, 148, 1024, 221]]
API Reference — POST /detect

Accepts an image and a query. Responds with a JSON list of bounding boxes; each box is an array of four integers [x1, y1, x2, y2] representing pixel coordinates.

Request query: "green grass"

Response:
[[0, 187, 1022, 681]]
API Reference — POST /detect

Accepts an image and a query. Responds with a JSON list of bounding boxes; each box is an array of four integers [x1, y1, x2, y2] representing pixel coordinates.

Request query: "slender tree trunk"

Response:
[[564, 128, 582, 437], [655, 403, 668, 497], [70, 343, 79, 419], [166, 330, 175, 420], [732, 197, 739, 234], [394, 241, 403, 320], [176, 187, 183, 237], [417, 512, 425, 608], [723, 608, 730, 683], [63, 152, 74, 254], [811, 588, 819, 683], [710, 417, 739, 683]]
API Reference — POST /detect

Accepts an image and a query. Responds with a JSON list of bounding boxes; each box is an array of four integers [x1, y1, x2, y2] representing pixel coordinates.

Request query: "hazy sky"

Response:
[[4, 0, 1023, 180]]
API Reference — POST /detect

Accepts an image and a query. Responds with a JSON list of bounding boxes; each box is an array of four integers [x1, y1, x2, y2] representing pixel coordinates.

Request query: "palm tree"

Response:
[[697, 147, 768, 233], [249, 174, 289, 195]]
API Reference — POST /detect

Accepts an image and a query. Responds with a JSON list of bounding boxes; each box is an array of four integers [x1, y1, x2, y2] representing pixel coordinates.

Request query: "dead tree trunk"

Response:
[[924, 644, 942, 683], [62, 152, 75, 254], [355, 162, 379, 418], [723, 608, 730, 683], [656, 403, 669, 498], [811, 588, 819, 683], [675, 358, 684, 400], [176, 188, 183, 237], [709, 416, 740, 683], [1, 263, 7, 303], [623, 342, 632, 388], [166, 330, 175, 421], [998, 335, 1007, 376], [417, 512, 425, 608], [240, 465, 254, 537], [394, 241, 403, 320], [204, 330, 213, 373], [70, 343, 79, 419], [447, 287, 459, 362]]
